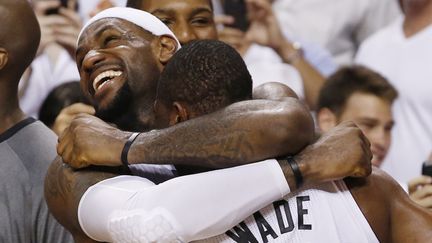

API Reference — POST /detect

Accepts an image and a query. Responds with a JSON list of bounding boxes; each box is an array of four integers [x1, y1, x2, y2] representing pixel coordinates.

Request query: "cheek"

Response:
[[384, 132, 392, 147], [196, 27, 218, 40]]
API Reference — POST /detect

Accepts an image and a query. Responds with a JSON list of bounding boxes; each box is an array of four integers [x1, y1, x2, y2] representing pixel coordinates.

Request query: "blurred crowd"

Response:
[[2, 0, 432, 242], [28, 0, 431, 205]]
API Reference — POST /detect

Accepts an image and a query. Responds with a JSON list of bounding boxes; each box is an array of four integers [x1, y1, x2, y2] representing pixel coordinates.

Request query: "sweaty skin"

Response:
[[46, 10, 373, 243]]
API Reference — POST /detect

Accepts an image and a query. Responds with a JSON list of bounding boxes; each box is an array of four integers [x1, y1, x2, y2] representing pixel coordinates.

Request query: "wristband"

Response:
[[121, 132, 140, 166], [286, 156, 303, 189]]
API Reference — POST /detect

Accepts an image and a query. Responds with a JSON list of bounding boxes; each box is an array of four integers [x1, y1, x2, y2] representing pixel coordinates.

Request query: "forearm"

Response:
[[128, 98, 314, 168], [275, 41, 325, 110]]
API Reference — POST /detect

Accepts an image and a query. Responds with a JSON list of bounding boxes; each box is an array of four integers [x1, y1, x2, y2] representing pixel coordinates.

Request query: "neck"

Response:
[[0, 84, 25, 134], [403, 1, 432, 37]]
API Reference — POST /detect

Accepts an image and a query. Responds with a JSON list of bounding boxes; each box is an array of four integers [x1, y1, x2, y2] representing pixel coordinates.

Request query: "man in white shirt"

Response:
[[273, 0, 401, 65], [356, 0, 432, 186]]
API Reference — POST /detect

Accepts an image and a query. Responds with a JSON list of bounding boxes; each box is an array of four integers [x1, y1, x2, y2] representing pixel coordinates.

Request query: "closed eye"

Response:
[[191, 17, 211, 26], [104, 35, 120, 46], [159, 18, 174, 26]]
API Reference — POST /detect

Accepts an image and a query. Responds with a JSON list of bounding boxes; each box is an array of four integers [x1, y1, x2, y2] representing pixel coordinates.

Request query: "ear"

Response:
[[169, 101, 190, 126], [0, 48, 9, 70], [317, 108, 338, 133], [158, 35, 178, 64]]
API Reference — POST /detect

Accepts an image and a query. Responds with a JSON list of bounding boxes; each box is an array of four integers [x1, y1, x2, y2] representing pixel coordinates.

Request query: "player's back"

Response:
[[198, 180, 378, 243]]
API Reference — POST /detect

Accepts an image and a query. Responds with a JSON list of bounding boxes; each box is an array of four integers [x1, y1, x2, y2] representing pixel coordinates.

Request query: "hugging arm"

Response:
[[44, 157, 122, 243], [47, 121, 372, 242], [59, 83, 372, 190], [54, 119, 373, 243], [59, 95, 314, 169]]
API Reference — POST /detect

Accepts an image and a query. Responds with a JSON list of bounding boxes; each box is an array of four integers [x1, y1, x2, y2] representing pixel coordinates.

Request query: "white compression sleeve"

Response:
[[78, 159, 290, 242]]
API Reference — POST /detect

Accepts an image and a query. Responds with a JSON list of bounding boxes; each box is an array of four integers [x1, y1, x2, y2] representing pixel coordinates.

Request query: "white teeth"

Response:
[[92, 70, 123, 91]]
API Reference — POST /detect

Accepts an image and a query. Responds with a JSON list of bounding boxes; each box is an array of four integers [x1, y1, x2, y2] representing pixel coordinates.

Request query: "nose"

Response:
[[175, 22, 198, 45], [81, 50, 105, 74]]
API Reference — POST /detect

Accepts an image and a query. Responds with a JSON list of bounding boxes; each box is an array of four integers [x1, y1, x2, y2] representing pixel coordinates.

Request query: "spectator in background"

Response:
[[0, 0, 73, 241], [19, 0, 82, 118], [272, 0, 401, 65], [317, 66, 432, 210], [317, 66, 397, 168], [39, 81, 93, 135], [213, 0, 337, 109], [78, 0, 126, 22], [355, 0, 432, 186]]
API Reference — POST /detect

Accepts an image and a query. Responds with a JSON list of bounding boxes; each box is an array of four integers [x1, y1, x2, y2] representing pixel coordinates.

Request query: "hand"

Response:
[[89, 0, 115, 18], [52, 103, 95, 135], [244, 0, 287, 51], [214, 15, 249, 54], [295, 121, 373, 188], [408, 176, 432, 209], [57, 113, 131, 169], [33, 0, 60, 56], [53, 7, 82, 58]]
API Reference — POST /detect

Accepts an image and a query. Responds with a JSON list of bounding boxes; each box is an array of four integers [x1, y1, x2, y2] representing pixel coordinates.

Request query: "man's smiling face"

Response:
[[76, 18, 162, 122], [139, 0, 217, 45]]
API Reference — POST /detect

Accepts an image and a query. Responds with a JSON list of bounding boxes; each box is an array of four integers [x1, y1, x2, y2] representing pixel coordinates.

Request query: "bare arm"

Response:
[[275, 41, 325, 110], [348, 168, 432, 243], [44, 157, 123, 243], [390, 177, 432, 242], [58, 97, 314, 169], [48, 121, 372, 242]]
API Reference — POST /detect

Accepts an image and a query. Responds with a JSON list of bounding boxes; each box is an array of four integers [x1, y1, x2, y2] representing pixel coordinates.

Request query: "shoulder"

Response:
[[346, 167, 405, 242], [348, 167, 403, 202]]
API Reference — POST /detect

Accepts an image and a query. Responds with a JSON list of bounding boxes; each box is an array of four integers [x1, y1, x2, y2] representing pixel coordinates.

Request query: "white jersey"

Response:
[[198, 180, 378, 243]]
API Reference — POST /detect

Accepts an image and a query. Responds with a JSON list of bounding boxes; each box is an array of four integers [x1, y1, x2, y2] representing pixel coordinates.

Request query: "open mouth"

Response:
[[92, 70, 123, 92]]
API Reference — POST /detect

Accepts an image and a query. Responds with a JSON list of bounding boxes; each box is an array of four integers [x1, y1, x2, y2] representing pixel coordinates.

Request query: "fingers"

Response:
[[33, 0, 60, 15], [58, 8, 82, 28], [214, 15, 235, 25], [410, 185, 432, 209], [336, 121, 372, 178], [52, 103, 95, 135], [62, 103, 96, 116], [218, 27, 246, 49], [417, 197, 432, 209], [408, 176, 432, 194], [246, 0, 272, 20], [413, 185, 432, 198], [66, 0, 78, 11]]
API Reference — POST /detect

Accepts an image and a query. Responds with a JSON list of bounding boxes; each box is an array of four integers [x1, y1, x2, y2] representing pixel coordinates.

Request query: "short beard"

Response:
[[95, 83, 133, 125]]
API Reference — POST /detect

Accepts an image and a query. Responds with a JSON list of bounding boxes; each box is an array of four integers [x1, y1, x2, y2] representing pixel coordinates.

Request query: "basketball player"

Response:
[[46, 8, 374, 242], [77, 39, 432, 243]]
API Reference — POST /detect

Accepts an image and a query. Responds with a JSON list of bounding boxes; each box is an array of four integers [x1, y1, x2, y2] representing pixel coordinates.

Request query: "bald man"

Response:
[[0, 0, 72, 242]]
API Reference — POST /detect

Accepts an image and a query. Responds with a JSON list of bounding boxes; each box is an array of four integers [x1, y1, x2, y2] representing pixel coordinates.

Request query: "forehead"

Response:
[[341, 92, 393, 119], [78, 18, 148, 45], [141, 0, 212, 12]]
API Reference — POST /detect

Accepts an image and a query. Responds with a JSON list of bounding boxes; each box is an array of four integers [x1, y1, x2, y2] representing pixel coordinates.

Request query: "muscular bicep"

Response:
[[348, 168, 432, 243]]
